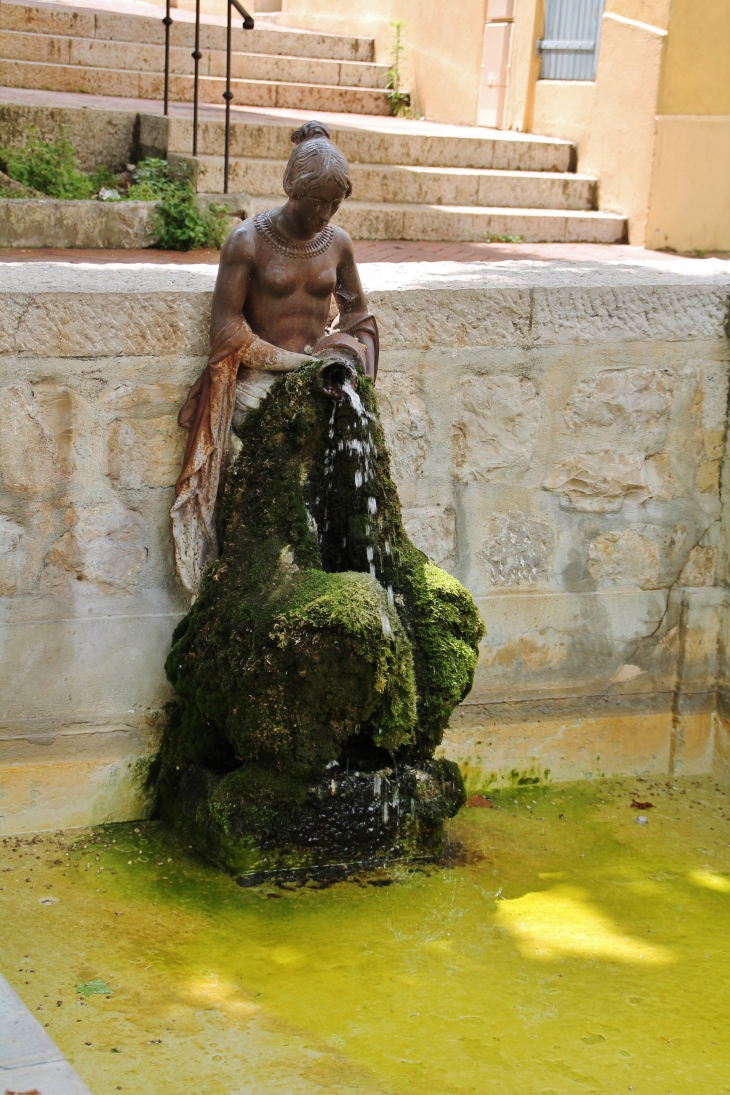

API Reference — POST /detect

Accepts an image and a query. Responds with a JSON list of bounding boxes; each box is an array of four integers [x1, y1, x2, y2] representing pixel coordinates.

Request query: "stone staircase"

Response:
[[0, 0, 628, 243], [143, 114, 626, 243], [0, 0, 392, 114]]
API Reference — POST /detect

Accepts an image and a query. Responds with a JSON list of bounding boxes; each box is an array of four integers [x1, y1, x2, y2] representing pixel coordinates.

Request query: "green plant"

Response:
[[152, 188, 230, 251], [483, 233, 525, 244], [126, 157, 171, 201], [0, 129, 99, 198], [387, 19, 412, 117], [130, 158, 231, 251]]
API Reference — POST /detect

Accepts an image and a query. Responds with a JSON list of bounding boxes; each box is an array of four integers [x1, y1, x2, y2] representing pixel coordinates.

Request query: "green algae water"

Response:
[[3, 776, 730, 1094]]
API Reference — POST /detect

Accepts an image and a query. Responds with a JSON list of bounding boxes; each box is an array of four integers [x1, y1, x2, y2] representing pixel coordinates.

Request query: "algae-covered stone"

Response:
[[159, 361, 483, 876]]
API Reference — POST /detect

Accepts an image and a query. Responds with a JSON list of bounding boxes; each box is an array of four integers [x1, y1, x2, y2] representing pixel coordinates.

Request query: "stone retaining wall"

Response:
[[2, 259, 730, 833], [0, 199, 157, 248]]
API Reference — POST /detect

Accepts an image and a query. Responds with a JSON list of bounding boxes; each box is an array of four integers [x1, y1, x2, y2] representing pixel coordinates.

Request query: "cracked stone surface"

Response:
[[543, 451, 651, 512], [452, 375, 540, 482]]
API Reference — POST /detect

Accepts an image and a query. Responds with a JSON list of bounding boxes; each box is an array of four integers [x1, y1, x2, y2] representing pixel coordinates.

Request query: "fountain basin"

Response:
[[2, 775, 729, 1094]]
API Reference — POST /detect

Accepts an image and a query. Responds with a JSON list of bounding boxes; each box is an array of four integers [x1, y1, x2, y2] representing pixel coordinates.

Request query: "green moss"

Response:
[[159, 361, 483, 873]]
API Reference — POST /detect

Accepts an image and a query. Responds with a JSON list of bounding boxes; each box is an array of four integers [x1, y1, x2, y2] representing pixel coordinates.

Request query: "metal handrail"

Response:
[[159, 0, 254, 182], [224, 0, 254, 194], [192, 0, 201, 155], [162, 0, 172, 115]]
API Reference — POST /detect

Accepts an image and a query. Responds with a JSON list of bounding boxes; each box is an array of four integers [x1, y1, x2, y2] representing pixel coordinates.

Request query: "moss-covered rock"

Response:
[[159, 361, 483, 877]]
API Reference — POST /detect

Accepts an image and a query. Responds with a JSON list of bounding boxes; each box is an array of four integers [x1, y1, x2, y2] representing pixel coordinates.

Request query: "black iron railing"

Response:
[[162, 0, 172, 115], [224, 0, 254, 192], [161, 0, 254, 178]]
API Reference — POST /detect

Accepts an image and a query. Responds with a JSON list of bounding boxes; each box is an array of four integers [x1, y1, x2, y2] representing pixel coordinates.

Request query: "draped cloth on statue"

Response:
[[171, 310, 379, 595]]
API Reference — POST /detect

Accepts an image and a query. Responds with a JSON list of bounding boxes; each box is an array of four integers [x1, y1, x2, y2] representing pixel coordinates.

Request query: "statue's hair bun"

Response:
[[291, 120, 332, 145]]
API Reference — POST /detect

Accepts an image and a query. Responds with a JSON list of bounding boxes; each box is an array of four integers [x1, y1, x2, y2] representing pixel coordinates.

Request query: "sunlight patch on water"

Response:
[[688, 869, 730, 893], [495, 885, 674, 964]]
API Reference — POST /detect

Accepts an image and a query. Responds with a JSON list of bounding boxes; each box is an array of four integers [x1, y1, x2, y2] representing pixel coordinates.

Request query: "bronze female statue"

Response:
[[172, 121, 379, 594]]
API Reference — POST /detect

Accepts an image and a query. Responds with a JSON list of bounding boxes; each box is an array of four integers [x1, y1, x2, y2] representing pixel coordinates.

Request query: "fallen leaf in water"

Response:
[[76, 979, 112, 997], [631, 801, 654, 809], [466, 794, 493, 808]]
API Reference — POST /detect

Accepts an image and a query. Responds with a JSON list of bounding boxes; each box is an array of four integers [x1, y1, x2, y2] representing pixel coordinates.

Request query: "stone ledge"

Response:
[[0, 259, 728, 357], [0, 975, 91, 1095], [0, 198, 157, 248]]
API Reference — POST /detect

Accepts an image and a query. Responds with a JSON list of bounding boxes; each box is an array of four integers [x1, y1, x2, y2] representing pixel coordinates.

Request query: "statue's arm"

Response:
[[332, 233, 378, 380], [208, 226, 313, 373]]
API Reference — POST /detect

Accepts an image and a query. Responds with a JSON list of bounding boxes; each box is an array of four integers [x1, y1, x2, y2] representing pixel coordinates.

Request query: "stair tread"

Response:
[[0, 28, 389, 69], [0, 56, 390, 92], [3, 0, 373, 45], [249, 195, 622, 217], [194, 153, 593, 182]]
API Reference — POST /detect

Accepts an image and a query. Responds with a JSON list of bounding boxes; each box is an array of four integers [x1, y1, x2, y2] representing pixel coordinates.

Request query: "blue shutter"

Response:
[[538, 0, 605, 81]]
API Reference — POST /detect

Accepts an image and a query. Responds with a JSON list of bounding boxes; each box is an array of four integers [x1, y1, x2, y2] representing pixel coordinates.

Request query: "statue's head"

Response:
[[283, 121, 352, 233]]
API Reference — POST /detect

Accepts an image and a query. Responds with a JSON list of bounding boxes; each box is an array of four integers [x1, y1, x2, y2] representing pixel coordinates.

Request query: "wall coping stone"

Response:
[[1, 257, 730, 294], [2, 258, 729, 358]]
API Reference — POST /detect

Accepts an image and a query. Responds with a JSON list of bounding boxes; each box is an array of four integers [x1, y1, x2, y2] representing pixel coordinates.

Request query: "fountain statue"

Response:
[[158, 122, 484, 881]]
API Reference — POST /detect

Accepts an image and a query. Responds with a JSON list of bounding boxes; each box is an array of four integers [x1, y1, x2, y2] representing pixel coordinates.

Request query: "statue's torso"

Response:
[[242, 217, 343, 353]]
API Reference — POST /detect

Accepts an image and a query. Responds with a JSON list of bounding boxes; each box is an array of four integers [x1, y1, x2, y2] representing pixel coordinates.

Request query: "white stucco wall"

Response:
[[1, 258, 729, 833]]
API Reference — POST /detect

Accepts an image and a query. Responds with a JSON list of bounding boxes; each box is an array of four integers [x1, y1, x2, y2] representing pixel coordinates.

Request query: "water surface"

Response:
[[2, 776, 729, 1094]]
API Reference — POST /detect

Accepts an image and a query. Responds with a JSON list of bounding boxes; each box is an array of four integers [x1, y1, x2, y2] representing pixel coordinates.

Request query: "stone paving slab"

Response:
[[0, 974, 92, 1094], [0, 82, 571, 143], [0, 241, 726, 264]]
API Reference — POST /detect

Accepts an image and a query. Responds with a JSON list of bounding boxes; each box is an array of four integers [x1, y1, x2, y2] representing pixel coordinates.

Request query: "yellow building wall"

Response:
[[532, 79, 595, 150], [657, 0, 730, 115], [277, 0, 489, 125], [645, 0, 730, 251], [580, 12, 665, 243], [646, 116, 730, 252], [517, 0, 730, 250]]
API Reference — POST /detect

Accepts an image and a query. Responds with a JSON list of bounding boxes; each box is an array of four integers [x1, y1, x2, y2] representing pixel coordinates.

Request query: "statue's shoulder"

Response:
[[331, 223, 355, 256], [222, 216, 258, 262]]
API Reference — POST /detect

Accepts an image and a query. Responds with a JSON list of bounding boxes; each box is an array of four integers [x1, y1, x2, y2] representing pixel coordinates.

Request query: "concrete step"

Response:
[[1, 0, 375, 61], [146, 115, 575, 173], [181, 154, 597, 210], [0, 58, 393, 114], [0, 29, 390, 87], [247, 195, 626, 243]]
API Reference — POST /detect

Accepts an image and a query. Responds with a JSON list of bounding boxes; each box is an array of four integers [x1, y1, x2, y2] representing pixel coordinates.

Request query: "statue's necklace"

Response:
[[254, 211, 334, 258]]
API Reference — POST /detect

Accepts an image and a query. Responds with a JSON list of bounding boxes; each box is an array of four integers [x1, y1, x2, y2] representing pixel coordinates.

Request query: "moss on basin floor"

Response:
[[3, 775, 730, 1094]]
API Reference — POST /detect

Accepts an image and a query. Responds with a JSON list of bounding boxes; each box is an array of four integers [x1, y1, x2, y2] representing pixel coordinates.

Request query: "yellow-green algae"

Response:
[[2, 775, 730, 1094]]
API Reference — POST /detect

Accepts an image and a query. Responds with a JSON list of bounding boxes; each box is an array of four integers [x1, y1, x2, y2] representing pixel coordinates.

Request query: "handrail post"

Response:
[[223, 0, 254, 196], [162, 0, 171, 116], [192, 0, 201, 156], [223, 0, 233, 194]]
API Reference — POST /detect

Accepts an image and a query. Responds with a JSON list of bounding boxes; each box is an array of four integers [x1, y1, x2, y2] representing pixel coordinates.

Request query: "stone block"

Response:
[[443, 705, 673, 786], [107, 415, 185, 489], [543, 451, 650, 511], [588, 528, 661, 588], [402, 505, 456, 568], [40, 502, 147, 595], [680, 545, 717, 587], [565, 367, 673, 449], [376, 374, 430, 481], [0, 199, 155, 249], [478, 510, 557, 588], [452, 375, 540, 482], [0, 382, 71, 493]]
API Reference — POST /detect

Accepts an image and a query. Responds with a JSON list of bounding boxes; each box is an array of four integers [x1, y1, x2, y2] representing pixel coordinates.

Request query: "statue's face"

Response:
[[291, 179, 347, 234]]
